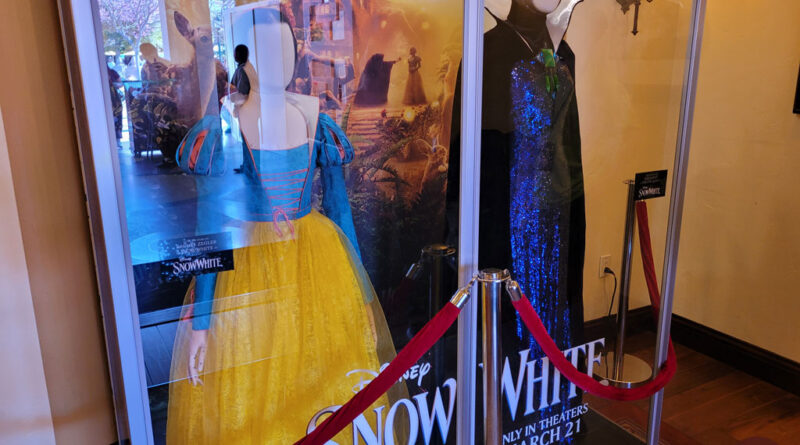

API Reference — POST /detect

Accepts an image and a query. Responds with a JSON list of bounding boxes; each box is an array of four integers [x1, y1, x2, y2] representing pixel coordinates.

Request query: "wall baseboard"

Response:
[[669, 313, 800, 397], [584, 306, 654, 344], [584, 307, 800, 397]]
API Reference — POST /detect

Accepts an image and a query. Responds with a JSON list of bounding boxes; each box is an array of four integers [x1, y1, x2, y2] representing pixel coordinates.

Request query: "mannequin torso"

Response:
[[546, 0, 584, 53], [237, 19, 318, 151], [485, 0, 584, 53], [244, 91, 315, 150]]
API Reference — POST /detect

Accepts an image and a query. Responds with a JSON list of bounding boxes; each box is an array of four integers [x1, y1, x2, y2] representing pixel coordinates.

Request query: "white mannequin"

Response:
[[545, 0, 584, 53], [484, 0, 583, 53], [236, 7, 319, 151], [484, 0, 512, 33], [186, 7, 322, 385]]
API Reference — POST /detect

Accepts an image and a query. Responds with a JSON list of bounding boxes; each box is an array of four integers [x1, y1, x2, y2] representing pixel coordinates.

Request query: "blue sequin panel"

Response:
[[510, 58, 577, 433]]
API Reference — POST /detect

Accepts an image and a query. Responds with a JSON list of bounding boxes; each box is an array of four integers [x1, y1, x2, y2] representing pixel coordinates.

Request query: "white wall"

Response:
[[674, 0, 800, 362], [568, 0, 693, 321], [571, 0, 800, 363], [0, 108, 56, 445], [0, 1, 118, 442]]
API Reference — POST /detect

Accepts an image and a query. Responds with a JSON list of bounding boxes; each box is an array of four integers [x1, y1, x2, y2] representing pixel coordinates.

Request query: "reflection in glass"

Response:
[[163, 7, 401, 443], [98, 0, 465, 442]]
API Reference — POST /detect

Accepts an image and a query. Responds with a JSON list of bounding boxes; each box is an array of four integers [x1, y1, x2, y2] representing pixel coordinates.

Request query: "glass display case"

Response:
[[59, 0, 704, 443]]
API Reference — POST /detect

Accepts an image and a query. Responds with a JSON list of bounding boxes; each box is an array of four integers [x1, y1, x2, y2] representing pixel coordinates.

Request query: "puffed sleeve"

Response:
[[176, 114, 225, 330], [191, 273, 216, 330], [315, 113, 361, 258], [175, 115, 225, 176]]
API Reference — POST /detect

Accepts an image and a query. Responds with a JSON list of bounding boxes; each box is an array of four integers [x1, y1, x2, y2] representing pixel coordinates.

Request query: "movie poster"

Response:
[[284, 0, 464, 300]]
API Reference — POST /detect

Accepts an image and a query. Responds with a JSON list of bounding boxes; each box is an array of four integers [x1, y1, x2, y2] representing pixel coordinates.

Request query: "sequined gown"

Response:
[[446, 5, 586, 434]]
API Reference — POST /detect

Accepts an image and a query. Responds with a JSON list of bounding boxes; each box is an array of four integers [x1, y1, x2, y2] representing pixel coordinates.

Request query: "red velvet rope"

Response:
[[295, 302, 462, 445], [636, 201, 663, 321], [383, 273, 418, 324], [296, 201, 677, 443], [510, 200, 677, 401], [511, 298, 676, 401]]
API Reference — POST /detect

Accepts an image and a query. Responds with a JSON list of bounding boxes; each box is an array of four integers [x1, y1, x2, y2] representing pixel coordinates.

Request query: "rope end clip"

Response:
[[506, 279, 524, 302], [450, 286, 471, 309]]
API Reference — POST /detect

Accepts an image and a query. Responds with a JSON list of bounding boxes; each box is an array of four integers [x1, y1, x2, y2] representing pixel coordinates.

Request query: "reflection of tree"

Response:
[[209, 0, 236, 61], [98, 0, 160, 73]]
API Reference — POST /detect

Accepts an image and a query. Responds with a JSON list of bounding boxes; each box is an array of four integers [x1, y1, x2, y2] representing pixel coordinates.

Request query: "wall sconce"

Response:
[[617, 0, 653, 35]]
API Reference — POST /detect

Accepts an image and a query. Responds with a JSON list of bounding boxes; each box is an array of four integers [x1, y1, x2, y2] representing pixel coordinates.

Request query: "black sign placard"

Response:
[[634, 170, 668, 201], [160, 250, 234, 279], [157, 233, 235, 280]]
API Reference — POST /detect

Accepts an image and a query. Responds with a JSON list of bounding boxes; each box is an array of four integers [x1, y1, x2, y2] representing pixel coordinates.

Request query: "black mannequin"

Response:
[[446, 0, 586, 431]]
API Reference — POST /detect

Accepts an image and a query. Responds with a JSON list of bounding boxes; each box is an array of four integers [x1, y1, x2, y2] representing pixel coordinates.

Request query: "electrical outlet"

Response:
[[598, 255, 611, 277]]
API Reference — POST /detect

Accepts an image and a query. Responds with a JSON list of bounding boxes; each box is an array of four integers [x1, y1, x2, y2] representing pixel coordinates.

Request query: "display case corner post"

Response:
[[56, 0, 155, 443], [646, 0, 707, 443], [456, 0, 485, 444]]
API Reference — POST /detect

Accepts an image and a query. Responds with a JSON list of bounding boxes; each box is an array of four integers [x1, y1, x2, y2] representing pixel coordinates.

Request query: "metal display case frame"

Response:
[[57, 0, 705, 443]]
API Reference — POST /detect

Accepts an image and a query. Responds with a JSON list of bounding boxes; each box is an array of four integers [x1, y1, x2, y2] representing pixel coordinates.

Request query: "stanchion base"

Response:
[[592, 352, 653, 389]]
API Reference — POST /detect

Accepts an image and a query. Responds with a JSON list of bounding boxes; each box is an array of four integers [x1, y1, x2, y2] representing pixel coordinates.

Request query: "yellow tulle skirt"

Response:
[[166, 210, 400, 444]]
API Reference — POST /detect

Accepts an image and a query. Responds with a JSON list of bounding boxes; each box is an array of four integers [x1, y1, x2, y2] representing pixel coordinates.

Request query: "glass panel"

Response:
[[456, 0, 695, 443], [95, 0, 465, 442]]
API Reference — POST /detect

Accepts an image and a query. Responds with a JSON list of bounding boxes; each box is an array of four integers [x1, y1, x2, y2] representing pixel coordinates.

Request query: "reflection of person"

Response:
[[230, 44, 251, 99], [291, 40, 353, 110], [167, 8, 399, 443], [122, 55, 138, 80], [292, 40, 313, 95], [230, 44, 252, 174], [106, 66, 123, 147], [309, 7, 324, 41], [402, 47, 427, 105]]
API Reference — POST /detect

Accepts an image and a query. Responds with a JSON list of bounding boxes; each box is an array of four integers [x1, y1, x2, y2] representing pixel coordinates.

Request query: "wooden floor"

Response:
[[586, 332, 800, 445]]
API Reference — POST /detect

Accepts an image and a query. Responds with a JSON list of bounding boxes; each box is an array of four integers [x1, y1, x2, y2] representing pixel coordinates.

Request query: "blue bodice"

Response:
[[241, 144, 315, 223], [237, 113, 356, 231], [178, 112, 360, 329]]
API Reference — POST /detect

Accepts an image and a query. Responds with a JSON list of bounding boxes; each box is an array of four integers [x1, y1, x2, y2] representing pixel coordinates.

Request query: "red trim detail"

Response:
[[188, 130, 209, 171], [328, 128, 345, 160], [177, 138, 187, 160]]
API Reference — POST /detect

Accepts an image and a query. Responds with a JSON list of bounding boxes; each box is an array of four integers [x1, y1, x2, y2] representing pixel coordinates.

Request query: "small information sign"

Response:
[[634, 170, 669, 201], [158, 233, 235, 279]]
